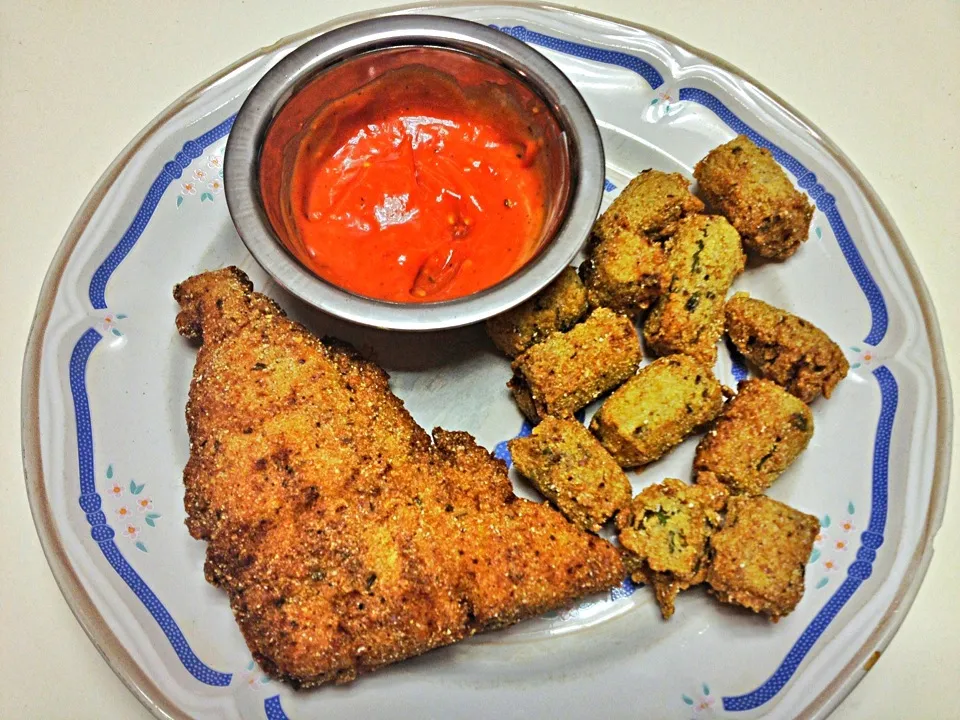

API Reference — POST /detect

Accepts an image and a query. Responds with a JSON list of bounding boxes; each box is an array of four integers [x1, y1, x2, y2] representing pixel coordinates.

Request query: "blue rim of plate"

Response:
[[22, 4, 952, 720]]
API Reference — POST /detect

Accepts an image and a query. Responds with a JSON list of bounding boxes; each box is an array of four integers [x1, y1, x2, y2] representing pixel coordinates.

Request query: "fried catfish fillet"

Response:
[[174, 267, 623, 687]]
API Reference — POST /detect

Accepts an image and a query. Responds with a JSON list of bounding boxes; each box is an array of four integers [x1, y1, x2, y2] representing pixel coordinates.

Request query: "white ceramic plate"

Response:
[[22, 3, 952, 719]]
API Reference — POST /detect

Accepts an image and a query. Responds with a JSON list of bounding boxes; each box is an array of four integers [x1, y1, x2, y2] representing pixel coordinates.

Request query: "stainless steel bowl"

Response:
[[225, 15, 603, 331]]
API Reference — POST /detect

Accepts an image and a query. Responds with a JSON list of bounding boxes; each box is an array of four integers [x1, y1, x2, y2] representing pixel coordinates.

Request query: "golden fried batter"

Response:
[[509, 416, 632, 532], [485, 267, 588, 358], [579, 228, 669, 316], [694, 134, 814, 260], [593, 170, 705, 243], [589, 354, 723, 468], [707, 495, 818, 620], [580, 170, 704, 315], [174, 267, 624, 687], [694, 379, 814, 495], [643, 215, 745, 366], [617, 475, 729, 618], [508, 307, 642, 422], [725, 292, 849, 402]]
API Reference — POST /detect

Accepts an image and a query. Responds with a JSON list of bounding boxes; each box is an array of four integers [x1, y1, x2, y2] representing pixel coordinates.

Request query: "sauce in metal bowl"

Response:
[[259, 47, 570, 303]]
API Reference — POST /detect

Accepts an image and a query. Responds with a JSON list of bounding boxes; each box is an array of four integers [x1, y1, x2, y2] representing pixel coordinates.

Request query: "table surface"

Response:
[[2, 1, 957, 717]]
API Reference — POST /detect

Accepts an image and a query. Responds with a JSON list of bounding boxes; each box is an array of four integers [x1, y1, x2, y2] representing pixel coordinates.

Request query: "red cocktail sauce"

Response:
[[260, 54, 554, 303]]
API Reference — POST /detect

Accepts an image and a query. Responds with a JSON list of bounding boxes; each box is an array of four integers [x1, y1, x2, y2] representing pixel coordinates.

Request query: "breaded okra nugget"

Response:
[[579, 228, 670, 316], [694, 379, 813, 495], [725, 292, 849, 403], [508, 307, 641, 422], [694, 134, 814, 260], [485, 267, 588, 358], [509, 416, 632, 532], [621, 547, 650, 584], [580, 171, 704, 315], [617, 474, 729, 618], [594, 170, 706, 243], [589, 354, 723, 468], [707, 495, 819, 620], [643, 215, 745, 366]]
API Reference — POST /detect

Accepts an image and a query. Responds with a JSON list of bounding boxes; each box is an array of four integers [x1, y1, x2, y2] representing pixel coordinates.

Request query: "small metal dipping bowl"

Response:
[[225, 15, 603, 331]]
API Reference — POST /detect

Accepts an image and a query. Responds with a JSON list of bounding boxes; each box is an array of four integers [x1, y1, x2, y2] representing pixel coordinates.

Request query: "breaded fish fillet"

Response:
[[174, 267, 623, 688]]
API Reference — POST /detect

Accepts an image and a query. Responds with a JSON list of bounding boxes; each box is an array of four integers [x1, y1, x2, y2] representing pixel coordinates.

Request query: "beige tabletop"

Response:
[[1, 1, 957, 717]]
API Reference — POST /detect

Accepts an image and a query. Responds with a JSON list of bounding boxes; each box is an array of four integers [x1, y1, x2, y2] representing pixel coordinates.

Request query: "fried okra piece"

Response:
[[725, 292, 849, 402], [643, 215, 745, 366], [509, 416, 632, 532], [617, 475, 729, 618], [589, 354, 723, 468], [580, 170, 704, 315], [694, 379, 813, 495], [579, 228, 670, 316], [485, 268, 588, 358], [707, 495, 819, 620], [594, 170, 706, 243], [694, 134, 814, 260], [508, 307, 642, 422], [621, 547, 649, 585]]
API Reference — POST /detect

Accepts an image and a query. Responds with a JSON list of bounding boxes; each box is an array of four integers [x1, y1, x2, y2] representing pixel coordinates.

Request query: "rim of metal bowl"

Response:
[[225, 14, 603, 331]]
